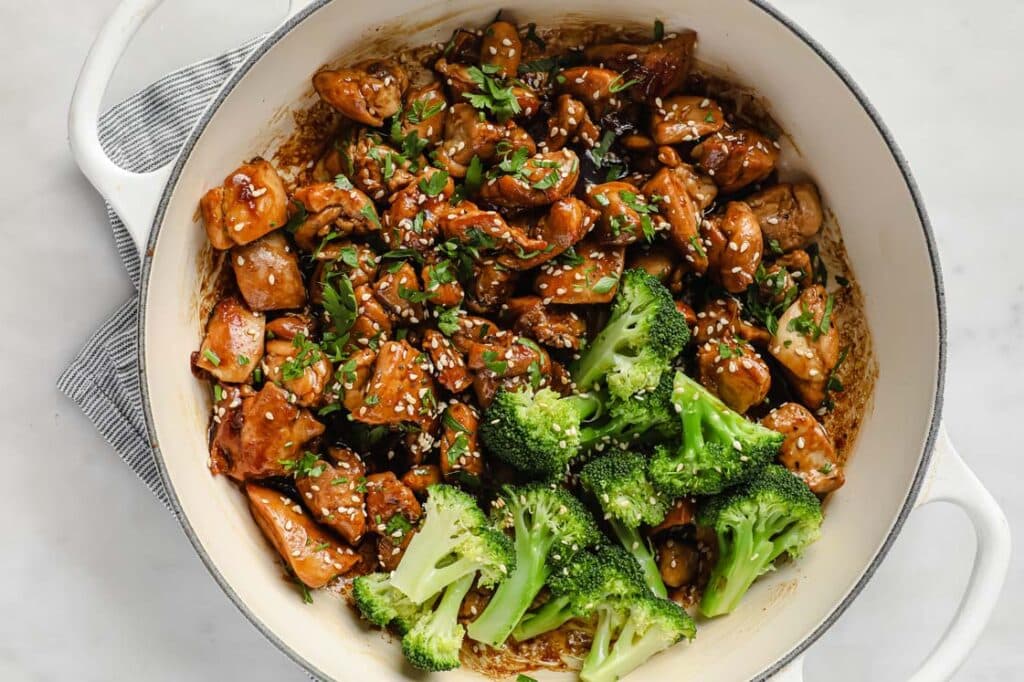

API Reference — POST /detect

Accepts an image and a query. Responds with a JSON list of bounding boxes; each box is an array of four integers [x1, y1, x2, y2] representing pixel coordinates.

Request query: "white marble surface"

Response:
[[0, 0, 1020, 679]]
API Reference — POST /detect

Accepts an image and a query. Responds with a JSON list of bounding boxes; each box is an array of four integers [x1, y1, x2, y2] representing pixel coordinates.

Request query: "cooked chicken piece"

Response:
[[543, 94, 601, 151], [650, 498, 696, 534], [365, 471, 423, 529], [583, 32, 696, 100], [348, 284, 392, 349], [626, 247, 678, 283], [479, 149, 580, 208], [709, 201, 763, 294], [769, 285, 841, 408], [697, 338, 771, 413], [773, 249, 814, 287], [210, 383, 325, 481], [397, 82, 448, 147], [261, 335, 333, 407], [692, 128, 778, 194], [290, 182, 380, 251], [265, 313, 314, 341], [423, 328, 473, 392], [643, 167, 705, 273], [194, 296, 264, 383], [534, 238, 626, 304], [451, 315, 501, 354], [230, 232, 305, 311], [377, 529, 415, 572], [671, 163, 718, 211], [556, 67, 627, 118], [504, 296, 587, 350], [344, 340, 438, 428], [762, 402, 844, 494], [421, 258, 464, 308], [402, 464, 442, 496], [657, 538, 701, 589], [434, 58, 542, 119], [746, 182, 824, 252], [479, 20, 522, 77], [330, 129, 418, 201], [442, 28, 482, 63], [694, 297, 772, 346], [757, 250, 812, 305], [312, 60, 408, 126], [586, 181, 662, 246], [471, 371, 528, 408], [498, 197, 598, 270], [200, 159, 288, 249], [466, 333, 551, 380], [382, 167, 453, 252], [373, 261, 425, 325], [310, 242, 379, 306], [439, 200, 547, 254], [435, 103, 506, 177], [466, 259, 519, 313], [651, 95, 726, 145], [295, 448, 367, 544], [440, 402, 483, 482], [246, 483, 359, 587], [404, 413, 442, 465]]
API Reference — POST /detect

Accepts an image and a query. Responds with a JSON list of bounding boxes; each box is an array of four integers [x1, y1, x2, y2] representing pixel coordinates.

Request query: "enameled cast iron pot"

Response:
[[69, 1, 1011, 679]]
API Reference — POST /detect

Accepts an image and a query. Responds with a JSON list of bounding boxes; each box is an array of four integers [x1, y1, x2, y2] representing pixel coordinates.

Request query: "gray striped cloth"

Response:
[[58, 39, 263, 509]]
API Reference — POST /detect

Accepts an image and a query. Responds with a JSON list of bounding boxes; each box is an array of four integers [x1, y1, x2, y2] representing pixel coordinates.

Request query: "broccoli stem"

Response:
[[580, 620, 669, 682], [466, 509, 554, 646], [428, 573, 475, 635], [608, 519, 667, 599], [511, 595, 573, 642], [572, 305, 644, 391], [582, 605, 617, 674], [700, 517, 774, 617]]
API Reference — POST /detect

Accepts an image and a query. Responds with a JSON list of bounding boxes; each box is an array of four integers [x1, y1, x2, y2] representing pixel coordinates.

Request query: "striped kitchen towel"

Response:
[[57, 39, 263, 509]]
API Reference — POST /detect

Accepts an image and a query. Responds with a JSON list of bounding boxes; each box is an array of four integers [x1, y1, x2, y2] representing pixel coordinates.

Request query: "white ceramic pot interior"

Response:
[[142, 0, 941, 679]]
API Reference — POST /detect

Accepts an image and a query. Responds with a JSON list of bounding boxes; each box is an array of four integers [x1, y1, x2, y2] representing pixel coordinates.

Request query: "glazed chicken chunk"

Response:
[[261, 333, 333, 407], [533, 238, 626, 304], [697, 337, 772, 413], [479, 149, 580, 208], [200, 159, 288, 249], [692, 128, 779, 194], [194, 296, 264, 383], [746, 182, 824, 252], [762, 402, 844, 493], [295, 447, 368, 545], [423, 328, 473, 393], [583, 31, 697, 100], [312, 60, 408, 126], [439, 402, 483, 482], [769, 285, 841, 408], [504, 296, 587, 350], [342, 340, 438, 429], [290, 181, 380, 251], [644, 167, 706, 273], [246, 483, 359, 587], [498, 197, 598, 270], [650, 95, 726, 144], [231, 232, 306, 311], [703, 201, 764, 294]]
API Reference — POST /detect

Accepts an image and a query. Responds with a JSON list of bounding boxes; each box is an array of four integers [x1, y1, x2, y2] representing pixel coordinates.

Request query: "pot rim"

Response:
[[136, 1, 947, 679]]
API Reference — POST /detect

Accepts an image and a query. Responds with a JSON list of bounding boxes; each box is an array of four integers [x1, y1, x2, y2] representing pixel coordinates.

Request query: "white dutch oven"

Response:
[[69, 1, 1011, 680]]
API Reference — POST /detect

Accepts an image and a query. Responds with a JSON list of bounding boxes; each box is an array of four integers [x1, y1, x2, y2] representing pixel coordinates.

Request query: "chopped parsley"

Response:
[[281, 333, 321, 381], [463, 64, 522, 122], [481, 349, 508, 375], [279, 451, 324, 479], [418, 170, 450, 197], [437, 306, 462, 336]]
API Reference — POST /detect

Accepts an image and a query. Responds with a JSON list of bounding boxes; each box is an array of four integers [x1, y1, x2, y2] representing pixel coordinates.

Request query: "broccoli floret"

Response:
[[466, 483, 601, 647], [513, 545, 645, 641], [572, 269, 689, 399], [578, 372, 680, 452], [401, 574, 475, 671], [579, 593, 696, 682], [480, 387, 602, 478], [352, 572, 428, 635], [579, 452, 670, 597], [649, 371, 784, 495], [391, 484, 514, 604], [698, 464, 823, 618]]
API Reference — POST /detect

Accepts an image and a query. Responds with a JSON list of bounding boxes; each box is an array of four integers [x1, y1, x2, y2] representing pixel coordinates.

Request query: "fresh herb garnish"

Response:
[[334, 174, 353, 190], [592, 275, 619, 294], [279, 451, 324, 478], [418, 170, 450, 197], [608, 74, 640, 93], [464, 64, 522, 121], [202, 349, 221, 366], [481, 349, 508, 375], [437, 306, 462, 336]]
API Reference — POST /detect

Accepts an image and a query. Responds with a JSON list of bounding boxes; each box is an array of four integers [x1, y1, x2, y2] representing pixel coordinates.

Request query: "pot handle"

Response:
[[904, 425, 1011, 680], [769, 424, 1008, 682], [68, 0, 172, 255], [68, 0, 315, 255]]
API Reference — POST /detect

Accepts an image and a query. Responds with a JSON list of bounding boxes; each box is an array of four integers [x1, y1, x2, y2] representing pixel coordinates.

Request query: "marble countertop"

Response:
[[1, 0, 1020, 679]]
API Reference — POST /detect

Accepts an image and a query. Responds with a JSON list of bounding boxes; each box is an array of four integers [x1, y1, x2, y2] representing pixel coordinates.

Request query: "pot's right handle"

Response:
[[774, 424, 1009, 682], [68, 0, 315, 255], [905, 424, 1010, 680]]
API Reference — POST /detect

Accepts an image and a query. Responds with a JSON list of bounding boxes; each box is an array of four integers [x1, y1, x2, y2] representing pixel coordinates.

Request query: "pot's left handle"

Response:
[[69, 0, 171, 255]]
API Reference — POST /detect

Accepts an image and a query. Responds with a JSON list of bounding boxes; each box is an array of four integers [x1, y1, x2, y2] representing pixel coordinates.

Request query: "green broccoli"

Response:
[[578, 372, 680, 452], [572, 269, 689, 399], [698, 464, 823, 618], [579, 593, 696, 682], [479, 387, 602, 478], [466, 483, 601, 647], [649, 371, 783, 496], [390, 484, 514, 604], [352, 572, 428, 635], [579, 452, 670, 598], [512, 545, 645, 642], [401, 573, 475, 671]]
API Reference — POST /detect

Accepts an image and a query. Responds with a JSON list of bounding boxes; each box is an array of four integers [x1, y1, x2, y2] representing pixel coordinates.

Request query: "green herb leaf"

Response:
[[592, 275, 619, 294], [334, 174, 353, 190], [481, 349, 508, 375], [437, 306, 462, 336], [418, 170, 450, 197]]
